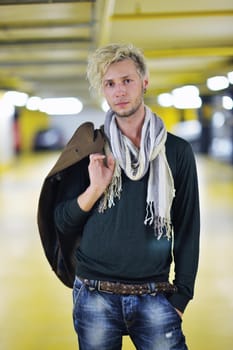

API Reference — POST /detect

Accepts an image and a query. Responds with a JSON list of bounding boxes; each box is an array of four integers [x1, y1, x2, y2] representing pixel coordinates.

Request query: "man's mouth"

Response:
[[115, 101, 129, 107]]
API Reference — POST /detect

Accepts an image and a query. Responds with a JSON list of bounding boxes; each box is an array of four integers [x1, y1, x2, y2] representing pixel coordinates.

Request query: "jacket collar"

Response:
[[47, 122, 105, 178]]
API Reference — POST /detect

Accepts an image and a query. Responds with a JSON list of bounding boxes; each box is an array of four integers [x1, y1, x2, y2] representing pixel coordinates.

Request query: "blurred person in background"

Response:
[[38, 43, 200, 350]]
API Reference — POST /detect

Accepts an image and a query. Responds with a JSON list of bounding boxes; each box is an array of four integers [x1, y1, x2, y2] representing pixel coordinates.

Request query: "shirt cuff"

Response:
[[167, 292, 190, 313], [67, 198, 90, 223]]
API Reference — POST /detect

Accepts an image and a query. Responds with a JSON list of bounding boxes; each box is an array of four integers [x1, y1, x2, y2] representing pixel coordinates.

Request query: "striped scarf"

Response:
[[99, 106, 175, 239]]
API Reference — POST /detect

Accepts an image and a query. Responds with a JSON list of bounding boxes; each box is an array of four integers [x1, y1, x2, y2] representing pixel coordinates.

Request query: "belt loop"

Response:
[[148, 282, 156, 294], [92, 280, 98, 288], [84, 279, 97, 291], [97, 280, 101, 291]]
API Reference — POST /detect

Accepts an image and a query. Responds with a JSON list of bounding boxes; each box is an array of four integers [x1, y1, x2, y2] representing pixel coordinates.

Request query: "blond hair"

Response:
[[86, 43, 148, 95]]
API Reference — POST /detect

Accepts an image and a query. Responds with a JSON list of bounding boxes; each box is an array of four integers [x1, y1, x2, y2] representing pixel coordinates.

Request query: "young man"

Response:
[[38, 44, 200, 350]]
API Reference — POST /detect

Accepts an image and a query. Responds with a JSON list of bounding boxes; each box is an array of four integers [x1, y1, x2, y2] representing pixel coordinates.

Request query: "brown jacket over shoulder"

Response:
[[37, 122, 105, 288]]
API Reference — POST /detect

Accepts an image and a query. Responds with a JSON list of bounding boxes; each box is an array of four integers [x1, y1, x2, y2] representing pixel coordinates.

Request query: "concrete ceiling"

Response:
[[0, 0, 232, 108]]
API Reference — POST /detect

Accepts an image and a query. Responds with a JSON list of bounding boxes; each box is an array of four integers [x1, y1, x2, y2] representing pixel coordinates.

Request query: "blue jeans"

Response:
[[72, 277, 188, 350]]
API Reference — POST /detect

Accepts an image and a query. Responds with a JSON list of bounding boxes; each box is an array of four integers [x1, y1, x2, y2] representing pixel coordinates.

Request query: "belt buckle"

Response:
[[97, 281, 114, 294]]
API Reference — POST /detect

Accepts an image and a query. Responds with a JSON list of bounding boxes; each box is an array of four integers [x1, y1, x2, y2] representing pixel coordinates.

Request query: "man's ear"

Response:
[[143, 76, 149, 91]]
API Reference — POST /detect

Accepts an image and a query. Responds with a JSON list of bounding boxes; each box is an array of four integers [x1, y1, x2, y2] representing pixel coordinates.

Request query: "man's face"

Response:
[[102, 59, 148, 118]]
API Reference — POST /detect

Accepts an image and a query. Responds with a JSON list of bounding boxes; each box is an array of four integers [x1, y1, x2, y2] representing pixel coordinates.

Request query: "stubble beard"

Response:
[[115, 102, 142, 118], [112, 90, 144, 119]]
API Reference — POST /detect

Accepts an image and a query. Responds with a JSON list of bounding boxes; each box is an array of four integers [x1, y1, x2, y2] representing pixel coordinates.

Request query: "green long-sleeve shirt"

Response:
[[54, 132, 200, 312]]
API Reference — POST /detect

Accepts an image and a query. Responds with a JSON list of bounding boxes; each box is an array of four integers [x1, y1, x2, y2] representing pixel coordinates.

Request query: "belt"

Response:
[[79, 278, 177, 296]]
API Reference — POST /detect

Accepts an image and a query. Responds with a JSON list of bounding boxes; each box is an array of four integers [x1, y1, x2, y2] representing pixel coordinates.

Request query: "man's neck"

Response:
[[115, 106, 146, 148]]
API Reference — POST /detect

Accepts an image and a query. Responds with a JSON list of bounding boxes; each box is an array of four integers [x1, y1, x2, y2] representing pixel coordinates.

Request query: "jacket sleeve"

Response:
[[168, 140, 200, 312]]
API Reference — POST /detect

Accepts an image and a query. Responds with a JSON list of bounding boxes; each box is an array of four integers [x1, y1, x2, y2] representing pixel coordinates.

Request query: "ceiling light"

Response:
[[227, 71, 233, 84], [212, 112, 225, 128], [3, 90, 28, 107], [172, 85, 200, 97], [26, 96, 42, 111], [172, 85, 202, 109], [39, 97, 83, 115], [207, 76, 229, 91], [222, 96, 233, 110], [157, 93, 173, 107]]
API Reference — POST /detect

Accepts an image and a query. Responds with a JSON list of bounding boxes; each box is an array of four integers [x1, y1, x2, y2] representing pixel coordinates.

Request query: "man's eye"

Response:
[[124, 79, 131, 84], [105, 81, 114, 88]]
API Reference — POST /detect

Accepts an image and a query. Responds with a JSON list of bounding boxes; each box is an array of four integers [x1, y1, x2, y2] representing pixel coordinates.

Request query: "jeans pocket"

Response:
[[72, 276, 85, 306], [160, 294, 183, 321]]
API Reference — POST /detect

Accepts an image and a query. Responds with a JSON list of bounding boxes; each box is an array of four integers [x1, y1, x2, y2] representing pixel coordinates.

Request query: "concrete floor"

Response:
[[0, 153, 233, 350]]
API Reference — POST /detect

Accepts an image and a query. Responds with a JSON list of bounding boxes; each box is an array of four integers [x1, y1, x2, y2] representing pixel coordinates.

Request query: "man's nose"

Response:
[[115, 83, 126, 96]]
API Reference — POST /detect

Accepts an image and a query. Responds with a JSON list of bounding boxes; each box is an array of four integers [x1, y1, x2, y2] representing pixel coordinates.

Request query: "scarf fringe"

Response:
[[98, 171, 122, 213], [144, 201, 173, 240], [154, 216, 173, 240]]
